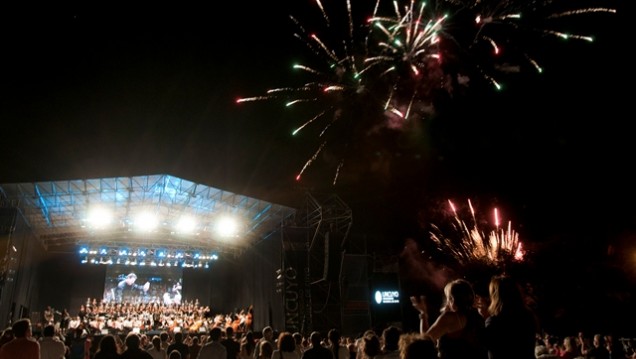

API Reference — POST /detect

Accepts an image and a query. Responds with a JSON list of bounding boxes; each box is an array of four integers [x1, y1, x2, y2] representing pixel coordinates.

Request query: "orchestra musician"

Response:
[[43, 306, 55, 325]]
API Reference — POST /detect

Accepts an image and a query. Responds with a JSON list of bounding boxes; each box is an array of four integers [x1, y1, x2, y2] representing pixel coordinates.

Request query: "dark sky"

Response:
[[0, 1, 630, 257]]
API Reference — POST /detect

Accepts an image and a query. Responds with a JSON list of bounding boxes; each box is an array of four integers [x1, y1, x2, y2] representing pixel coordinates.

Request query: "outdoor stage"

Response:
[[0, 175, 402, 336]]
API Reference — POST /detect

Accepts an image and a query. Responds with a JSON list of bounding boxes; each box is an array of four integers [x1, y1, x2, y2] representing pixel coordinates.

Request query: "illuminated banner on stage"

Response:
[[374, 290, 400, 304]]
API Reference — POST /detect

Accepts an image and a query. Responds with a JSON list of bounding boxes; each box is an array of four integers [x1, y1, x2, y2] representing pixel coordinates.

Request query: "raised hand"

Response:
[[410, 295, 427, 314]]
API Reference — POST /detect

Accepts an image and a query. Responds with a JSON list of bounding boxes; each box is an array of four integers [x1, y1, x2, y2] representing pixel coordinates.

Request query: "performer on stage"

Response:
[[162, 279, 182, 305], [60, 309, 71, 335], [43, 306, 55, 325], [171, 279, 182, 305], [116, 273, 150, 303], [244, 305, 253, 333]]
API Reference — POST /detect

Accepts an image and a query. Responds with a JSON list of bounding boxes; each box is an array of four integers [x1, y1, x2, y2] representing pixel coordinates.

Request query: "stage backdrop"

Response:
[[33, 236, 282, 333]]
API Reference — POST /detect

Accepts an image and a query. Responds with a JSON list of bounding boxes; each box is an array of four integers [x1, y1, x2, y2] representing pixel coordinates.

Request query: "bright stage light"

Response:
[[86, 206, 113, 229], [216, 217, 239, 237], [176, 216, 197, 234], [134, 211, 158, 232]]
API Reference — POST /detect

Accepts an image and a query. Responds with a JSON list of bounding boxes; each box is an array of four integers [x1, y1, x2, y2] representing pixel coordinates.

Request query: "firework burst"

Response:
[[237, 0, 616, 184], [429, 199, 524, 271]]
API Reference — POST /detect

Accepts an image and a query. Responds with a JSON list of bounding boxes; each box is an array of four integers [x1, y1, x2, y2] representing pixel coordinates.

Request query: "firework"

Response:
[[238, 0, 390, 185], [237, 0, 615, 184], [429, 199, 524, 270]]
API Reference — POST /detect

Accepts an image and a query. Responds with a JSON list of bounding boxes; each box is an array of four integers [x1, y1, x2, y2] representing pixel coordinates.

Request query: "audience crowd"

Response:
[[0, 274, 634, 359]]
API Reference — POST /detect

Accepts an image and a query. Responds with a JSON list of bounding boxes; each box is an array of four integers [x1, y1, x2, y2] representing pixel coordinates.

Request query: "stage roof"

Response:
[[0, 174, 297, 258]]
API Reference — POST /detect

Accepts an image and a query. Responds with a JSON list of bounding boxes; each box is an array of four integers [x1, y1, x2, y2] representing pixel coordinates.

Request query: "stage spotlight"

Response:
[[134, 211, 158, 232], [176, 216, 197, 234], [86, 206, 113, 229], [216, 217, 238, 237]]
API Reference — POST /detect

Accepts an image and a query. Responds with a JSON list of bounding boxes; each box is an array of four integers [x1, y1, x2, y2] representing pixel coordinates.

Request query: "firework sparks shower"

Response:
[[237, 0, 616, 184], [429, 198, 524, 273]]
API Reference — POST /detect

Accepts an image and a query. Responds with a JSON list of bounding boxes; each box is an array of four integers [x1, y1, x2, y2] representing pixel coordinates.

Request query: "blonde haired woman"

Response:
[[484, 275, 538, 359], [410, 278, 486, 359]]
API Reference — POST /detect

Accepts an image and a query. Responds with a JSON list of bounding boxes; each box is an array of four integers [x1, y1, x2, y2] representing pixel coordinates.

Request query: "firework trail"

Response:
[[429, 199, 524, 270], [237, 0, 616, 184]]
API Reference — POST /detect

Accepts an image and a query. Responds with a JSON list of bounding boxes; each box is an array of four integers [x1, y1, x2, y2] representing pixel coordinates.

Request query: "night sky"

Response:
[[0, 1, 631, 290]]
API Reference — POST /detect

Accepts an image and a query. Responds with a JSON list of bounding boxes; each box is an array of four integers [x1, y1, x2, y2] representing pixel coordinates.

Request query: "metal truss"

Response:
[[0, 174, 296, 258], [291, 192, 353, 332]]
